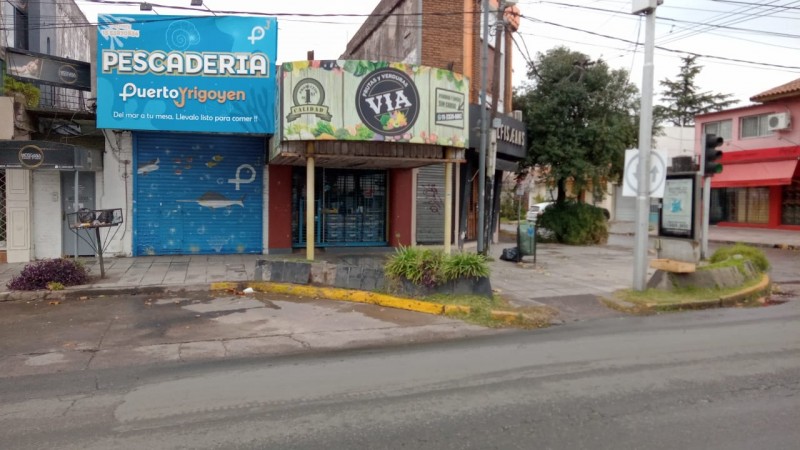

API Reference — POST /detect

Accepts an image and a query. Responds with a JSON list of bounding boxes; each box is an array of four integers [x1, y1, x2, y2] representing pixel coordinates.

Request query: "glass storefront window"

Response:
[[782, 181, 800, 226], [292, 168, 387, 246], [711, 187, 769, 224]]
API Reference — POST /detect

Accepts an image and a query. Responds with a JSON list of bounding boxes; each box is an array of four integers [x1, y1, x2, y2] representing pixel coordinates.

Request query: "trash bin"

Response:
[[518, 221, 536, 256]]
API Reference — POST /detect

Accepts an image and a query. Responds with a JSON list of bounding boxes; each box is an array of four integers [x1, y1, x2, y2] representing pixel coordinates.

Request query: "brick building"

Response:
[[341, 0, 525, 246]]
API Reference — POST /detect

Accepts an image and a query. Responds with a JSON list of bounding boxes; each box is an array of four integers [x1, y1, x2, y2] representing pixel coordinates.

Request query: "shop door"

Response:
[[292, 168, 387, 247], [416, 165, 445, 244], [134, 132, 264, 255], [61, 172, 96, 257]]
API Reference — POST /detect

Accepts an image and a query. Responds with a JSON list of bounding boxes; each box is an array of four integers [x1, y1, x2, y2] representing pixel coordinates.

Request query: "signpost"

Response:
[[623, 148, 667, 198]]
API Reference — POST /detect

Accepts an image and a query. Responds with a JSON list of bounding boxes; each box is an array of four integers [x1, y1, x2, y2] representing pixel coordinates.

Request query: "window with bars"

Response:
[[0, 170, 6, 248], [292, 168, 387, 246], [782, 181, 800, 226]]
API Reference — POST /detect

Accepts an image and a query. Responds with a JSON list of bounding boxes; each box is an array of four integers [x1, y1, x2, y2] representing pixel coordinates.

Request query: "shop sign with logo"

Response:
[[281, 60, 469, 148], [0, 141, 103, 171], [6, 49, 92, 91], [97, 15, 277, 133]]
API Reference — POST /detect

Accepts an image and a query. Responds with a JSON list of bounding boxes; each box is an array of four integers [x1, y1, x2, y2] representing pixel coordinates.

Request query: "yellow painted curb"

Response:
[[444, 304, 472, 315], [211, 281, 446, 315], [490, 310, 525, 324], [719, 274, 771, 305]]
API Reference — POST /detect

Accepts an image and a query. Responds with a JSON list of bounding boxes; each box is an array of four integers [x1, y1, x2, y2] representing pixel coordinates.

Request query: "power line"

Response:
[[711, 0, 800, 9], [520, 15, 800, 70], [536, 1, 800, 40], [659, 0, 800, 45]]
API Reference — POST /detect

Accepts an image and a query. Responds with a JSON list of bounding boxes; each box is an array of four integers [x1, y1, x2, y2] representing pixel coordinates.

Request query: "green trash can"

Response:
[[518, 221, 536, 256]]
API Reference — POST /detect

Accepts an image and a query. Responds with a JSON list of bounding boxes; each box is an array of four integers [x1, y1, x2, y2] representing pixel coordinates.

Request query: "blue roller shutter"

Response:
[[134, 132, 264, 256]]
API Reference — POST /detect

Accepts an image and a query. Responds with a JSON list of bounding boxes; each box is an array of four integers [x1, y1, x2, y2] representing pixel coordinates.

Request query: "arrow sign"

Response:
[[622, 148, 667, 198]]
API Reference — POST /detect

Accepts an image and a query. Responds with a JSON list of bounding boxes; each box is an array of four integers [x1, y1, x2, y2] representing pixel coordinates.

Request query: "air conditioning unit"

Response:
[[767, 112, 791, 131]]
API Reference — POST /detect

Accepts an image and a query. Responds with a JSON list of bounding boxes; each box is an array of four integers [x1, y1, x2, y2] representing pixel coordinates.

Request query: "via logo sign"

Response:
[[356, 68, 419, 136]]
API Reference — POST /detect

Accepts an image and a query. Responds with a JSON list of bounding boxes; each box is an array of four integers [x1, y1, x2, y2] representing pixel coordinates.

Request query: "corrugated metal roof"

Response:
[[750, 77, 800, 102]]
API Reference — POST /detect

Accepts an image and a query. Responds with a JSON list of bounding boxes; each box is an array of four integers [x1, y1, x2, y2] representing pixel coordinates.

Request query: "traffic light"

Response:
[[703, 134, 723, 176]]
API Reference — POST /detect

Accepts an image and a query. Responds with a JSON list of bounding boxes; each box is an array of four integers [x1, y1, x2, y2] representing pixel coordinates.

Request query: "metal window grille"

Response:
[[781, 181, 800, 226], [292, 168, 387, 246], [0, 170, 6, 248]]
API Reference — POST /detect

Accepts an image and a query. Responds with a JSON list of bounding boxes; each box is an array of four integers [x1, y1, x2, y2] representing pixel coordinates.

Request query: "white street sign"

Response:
[[622, 148, 667, 198]]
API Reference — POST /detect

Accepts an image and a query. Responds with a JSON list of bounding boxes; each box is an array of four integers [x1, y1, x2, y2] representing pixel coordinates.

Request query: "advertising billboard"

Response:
[[97, 15, 277, 134], [281, 61, 469, 148], [6, 49, 91, 91]]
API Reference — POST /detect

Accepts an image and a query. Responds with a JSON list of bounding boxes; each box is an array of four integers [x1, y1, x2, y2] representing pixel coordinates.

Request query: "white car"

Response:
[[525, 202, 553, 221]]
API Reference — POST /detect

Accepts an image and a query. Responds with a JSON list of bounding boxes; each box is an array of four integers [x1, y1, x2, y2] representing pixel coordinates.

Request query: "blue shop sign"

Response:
[[97, 15, 277, 134]]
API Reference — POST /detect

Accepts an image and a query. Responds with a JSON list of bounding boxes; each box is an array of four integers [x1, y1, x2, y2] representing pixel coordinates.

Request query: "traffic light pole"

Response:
[[702, 176, 711, 259], [633, 7, 657, 291], [701, 134, 723, 260]]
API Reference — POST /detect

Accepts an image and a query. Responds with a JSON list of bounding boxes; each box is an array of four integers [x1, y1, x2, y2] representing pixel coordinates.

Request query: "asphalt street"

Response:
[[1, 296, 797, 449]]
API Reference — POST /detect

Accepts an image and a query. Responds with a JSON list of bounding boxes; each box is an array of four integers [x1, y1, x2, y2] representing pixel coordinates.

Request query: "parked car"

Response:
[[525, 202, 553, 221]]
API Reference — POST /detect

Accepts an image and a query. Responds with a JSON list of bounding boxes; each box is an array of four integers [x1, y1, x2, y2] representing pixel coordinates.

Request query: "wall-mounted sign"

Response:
[[97, 15, 277, 134], [468, 104, 526, 159], [281, 60, 469, 148], [6, 48, 91, 91], [18, 145, 44, 169], [0, 140, 103, 171]]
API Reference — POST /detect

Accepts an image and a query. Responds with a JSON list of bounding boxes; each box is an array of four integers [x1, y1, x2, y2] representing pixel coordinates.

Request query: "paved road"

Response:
[[1, 297, 797, 449]]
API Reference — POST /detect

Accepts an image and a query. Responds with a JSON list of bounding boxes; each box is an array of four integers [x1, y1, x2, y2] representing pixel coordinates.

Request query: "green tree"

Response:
[[513, 47, 639, 203], [654, 55, 739, 127]]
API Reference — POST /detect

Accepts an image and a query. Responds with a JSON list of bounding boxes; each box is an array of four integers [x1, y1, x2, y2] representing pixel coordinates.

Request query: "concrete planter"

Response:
[[393, 276, 493, 299], [255, 258, 492, 299], [647, 259, 760, 291]]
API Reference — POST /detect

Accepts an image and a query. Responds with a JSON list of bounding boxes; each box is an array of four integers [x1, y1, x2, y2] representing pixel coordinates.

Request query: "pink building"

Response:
[[695, 78, 800, 230]]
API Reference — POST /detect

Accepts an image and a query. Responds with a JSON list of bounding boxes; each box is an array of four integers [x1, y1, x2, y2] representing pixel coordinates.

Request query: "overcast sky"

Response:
[[80, 0, 800, 106]]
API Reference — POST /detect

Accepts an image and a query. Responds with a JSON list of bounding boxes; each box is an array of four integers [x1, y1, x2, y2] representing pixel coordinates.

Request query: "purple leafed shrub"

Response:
[[7, 258, 90, 291]]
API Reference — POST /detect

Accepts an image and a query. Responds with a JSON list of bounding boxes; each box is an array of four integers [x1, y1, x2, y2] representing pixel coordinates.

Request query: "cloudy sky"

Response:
[[80, 0, 800, 105]]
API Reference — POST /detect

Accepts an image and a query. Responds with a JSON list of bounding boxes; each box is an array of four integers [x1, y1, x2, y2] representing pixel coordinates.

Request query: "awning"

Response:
[[711, 160, 799, 188]]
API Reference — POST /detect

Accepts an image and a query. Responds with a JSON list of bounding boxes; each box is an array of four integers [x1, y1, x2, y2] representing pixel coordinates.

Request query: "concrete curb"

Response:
[[210, 281, 546, 326], [0, 283, 211, 303], [602, 274, 772, 313]]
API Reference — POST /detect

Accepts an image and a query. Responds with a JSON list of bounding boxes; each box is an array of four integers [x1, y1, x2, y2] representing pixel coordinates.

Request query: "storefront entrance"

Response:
[[292, 168, 387, 247]]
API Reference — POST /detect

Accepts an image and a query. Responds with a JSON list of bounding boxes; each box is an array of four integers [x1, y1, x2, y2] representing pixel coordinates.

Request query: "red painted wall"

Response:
[[389, 168, 413, 247], [268, 165, 293, 250]]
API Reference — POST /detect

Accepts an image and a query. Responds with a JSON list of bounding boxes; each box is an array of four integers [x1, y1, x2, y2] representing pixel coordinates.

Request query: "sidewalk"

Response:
[[609, 221, 800, 248], [0, 223, 795, 377], [0, 222, 796, 309]]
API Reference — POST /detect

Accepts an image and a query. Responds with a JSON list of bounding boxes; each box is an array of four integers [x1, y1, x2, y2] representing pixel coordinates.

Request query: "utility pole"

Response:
[[632, 0, 659, 291], [479, 0, 516, 255], [477, 0, 489, 254]]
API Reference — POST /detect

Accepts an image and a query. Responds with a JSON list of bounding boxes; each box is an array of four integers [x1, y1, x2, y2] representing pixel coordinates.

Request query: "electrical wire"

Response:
[[520, 15, 800, 71]]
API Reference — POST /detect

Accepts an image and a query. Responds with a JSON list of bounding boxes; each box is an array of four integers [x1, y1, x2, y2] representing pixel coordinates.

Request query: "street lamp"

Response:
[[139, 2, 153, 11]]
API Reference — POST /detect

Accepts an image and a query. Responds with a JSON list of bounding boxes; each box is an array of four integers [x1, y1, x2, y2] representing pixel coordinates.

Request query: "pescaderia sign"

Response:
[[280, 60, 469, 148], [96, 15, 277, 134]]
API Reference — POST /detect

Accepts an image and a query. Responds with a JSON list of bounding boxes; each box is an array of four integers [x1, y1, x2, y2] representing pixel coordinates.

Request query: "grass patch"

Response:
[[709, 243, 769, 272], [615, 276, 765, 308], [423, 293, 554, 328]]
